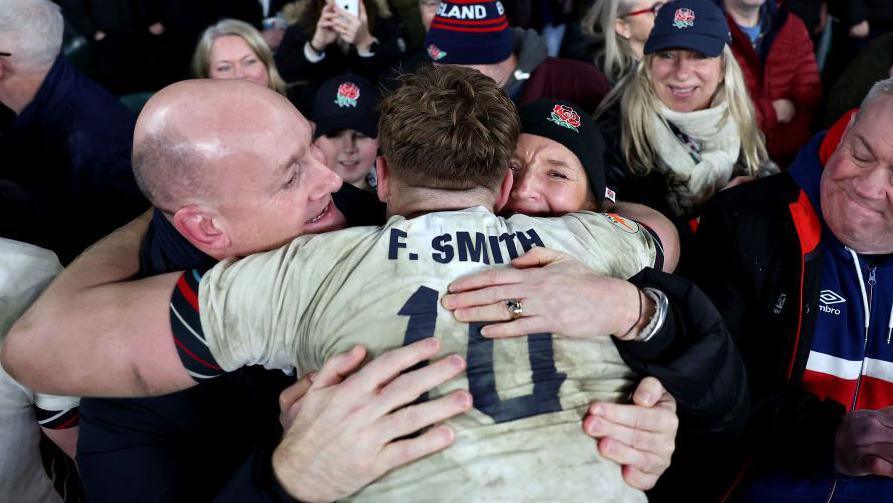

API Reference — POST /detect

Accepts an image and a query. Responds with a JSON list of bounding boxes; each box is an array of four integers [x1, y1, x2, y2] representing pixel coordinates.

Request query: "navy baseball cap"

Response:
[[310, 73, 380, 139], [644, 0, 731, 58]]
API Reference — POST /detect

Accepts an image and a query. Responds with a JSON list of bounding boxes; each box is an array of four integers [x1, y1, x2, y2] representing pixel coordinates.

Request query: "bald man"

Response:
[[67, 79, 467, 502]]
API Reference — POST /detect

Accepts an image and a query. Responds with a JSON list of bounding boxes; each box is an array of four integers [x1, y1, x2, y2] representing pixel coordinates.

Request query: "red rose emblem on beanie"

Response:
[[427, 44, 448, 61], [335, 82, 360, 108], [673, 8, 695, 29], [548, 104, 581, 132]]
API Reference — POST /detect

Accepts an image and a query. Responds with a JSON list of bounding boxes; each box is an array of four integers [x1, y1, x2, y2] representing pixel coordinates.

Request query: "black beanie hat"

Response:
[[518, 99, 612, 207]]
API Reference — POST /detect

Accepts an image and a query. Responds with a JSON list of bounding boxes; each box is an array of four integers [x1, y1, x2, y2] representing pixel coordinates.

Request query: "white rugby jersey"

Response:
[[196, 207, 658, 502]]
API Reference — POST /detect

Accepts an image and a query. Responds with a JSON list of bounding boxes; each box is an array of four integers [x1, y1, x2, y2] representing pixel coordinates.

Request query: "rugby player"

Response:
[[7, 66, 674, 501]]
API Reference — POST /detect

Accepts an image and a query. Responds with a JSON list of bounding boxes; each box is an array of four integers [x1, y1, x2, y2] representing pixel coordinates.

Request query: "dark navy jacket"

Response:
[[77, 185, 385, 502], [0, 55, 147, 264], [690, 133, 893, 502]]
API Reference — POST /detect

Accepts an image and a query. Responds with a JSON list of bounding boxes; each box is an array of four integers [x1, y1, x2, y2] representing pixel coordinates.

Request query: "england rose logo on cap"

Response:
[[427, 44, 448, 61], [673, 8, 696, 29], [548, 104, 581, 133], [335, 82, 360, 108]]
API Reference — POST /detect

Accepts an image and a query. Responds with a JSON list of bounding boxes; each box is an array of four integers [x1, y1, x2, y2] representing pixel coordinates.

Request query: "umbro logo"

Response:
[[820, 290, 846, 305], [819, 289, 845, 315]]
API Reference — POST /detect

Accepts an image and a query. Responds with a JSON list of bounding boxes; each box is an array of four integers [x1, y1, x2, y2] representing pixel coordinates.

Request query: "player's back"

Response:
[[201, 207, 657, 502]]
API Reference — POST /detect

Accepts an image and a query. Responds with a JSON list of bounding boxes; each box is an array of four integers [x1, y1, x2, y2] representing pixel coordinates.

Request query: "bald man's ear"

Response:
[[172, 205, 231, 258], [493, 169, 514, 213], [375, 156, 390, 203]]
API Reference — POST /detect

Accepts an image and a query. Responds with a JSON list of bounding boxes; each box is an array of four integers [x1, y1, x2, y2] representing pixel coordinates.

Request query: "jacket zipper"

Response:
[[851, 266, 877, 409], [826, 264, 876, 503]]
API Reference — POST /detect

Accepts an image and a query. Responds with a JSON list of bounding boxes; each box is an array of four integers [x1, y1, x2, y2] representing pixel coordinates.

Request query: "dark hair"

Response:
[[378, 65, 520, 190]]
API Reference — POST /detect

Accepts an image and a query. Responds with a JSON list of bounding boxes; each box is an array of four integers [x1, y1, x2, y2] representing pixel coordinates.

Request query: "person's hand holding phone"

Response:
[[310, 2, 340, 53], [333, 0, 375, 51]]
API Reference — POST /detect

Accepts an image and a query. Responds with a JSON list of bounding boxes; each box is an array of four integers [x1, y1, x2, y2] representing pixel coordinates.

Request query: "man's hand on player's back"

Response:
[[273, 338, 472, 502]]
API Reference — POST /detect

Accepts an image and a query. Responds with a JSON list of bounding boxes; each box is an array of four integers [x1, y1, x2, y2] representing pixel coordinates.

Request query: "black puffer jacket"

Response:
[[621, 268, 750, 437]]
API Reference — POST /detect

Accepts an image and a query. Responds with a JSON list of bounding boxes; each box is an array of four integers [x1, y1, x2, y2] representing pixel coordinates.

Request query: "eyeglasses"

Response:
[[0, 52, 10, 57], [620, 2, 664, 18]]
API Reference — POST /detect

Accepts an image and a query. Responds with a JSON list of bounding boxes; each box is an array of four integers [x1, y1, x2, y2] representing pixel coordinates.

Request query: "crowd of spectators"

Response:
[[2, 0, 893, 501]]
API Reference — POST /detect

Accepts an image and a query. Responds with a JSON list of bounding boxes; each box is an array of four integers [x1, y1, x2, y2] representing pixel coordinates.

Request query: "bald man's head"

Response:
[[132, 79, 303, 212], [131, 79, 344, 259]]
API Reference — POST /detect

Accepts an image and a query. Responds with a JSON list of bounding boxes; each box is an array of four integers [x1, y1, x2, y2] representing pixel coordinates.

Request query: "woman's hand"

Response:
[[333, 0, 375, 51], [584, 377, 678, 490], [721, 175, 754, 191], [442, 247, 648, 341], [310, 2, 340, 52], [772, 98, 796, 124]]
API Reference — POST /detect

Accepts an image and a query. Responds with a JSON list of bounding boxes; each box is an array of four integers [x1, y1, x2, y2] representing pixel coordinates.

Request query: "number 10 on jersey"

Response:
[[399, 286, 566, 424]]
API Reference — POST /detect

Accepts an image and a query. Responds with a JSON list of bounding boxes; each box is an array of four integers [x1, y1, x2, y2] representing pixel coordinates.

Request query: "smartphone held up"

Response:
[[338, 0, 359, 18]]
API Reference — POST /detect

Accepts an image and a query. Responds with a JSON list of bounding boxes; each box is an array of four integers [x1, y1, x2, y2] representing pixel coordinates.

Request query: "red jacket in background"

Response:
[[726, 3, 822, 165]]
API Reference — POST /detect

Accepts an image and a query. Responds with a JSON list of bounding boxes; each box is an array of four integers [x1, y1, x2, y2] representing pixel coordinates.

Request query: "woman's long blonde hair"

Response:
[[581, 0, 638, 83], [610, 46, 767, 176], [191, 19, 287, 96]]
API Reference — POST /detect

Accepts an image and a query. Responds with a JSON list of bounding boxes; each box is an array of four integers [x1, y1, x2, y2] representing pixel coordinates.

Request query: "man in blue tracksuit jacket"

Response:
[[686, 83, 893, 502]]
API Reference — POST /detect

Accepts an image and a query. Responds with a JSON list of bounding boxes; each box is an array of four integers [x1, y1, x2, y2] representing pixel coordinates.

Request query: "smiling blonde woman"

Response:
[[596, 0, 771, 221], [192, 19, 287, 95]]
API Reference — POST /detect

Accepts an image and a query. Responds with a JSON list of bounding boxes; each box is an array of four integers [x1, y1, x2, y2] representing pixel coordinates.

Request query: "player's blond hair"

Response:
[[379, 66, 520, 190]]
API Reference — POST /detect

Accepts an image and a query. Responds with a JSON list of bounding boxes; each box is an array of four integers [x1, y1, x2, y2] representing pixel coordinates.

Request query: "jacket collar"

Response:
[[789, 132, 826, 219], [14, 55, 72, 132], [139, 209, 217, 276]]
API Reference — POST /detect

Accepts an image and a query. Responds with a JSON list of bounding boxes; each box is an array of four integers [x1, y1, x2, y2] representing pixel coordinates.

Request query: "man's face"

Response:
[[821, 96, 893, 254], [215, 108, 346, 256]]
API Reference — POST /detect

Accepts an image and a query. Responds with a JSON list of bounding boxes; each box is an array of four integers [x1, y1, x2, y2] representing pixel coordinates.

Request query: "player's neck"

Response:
[[387, 187, 498, 218]]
